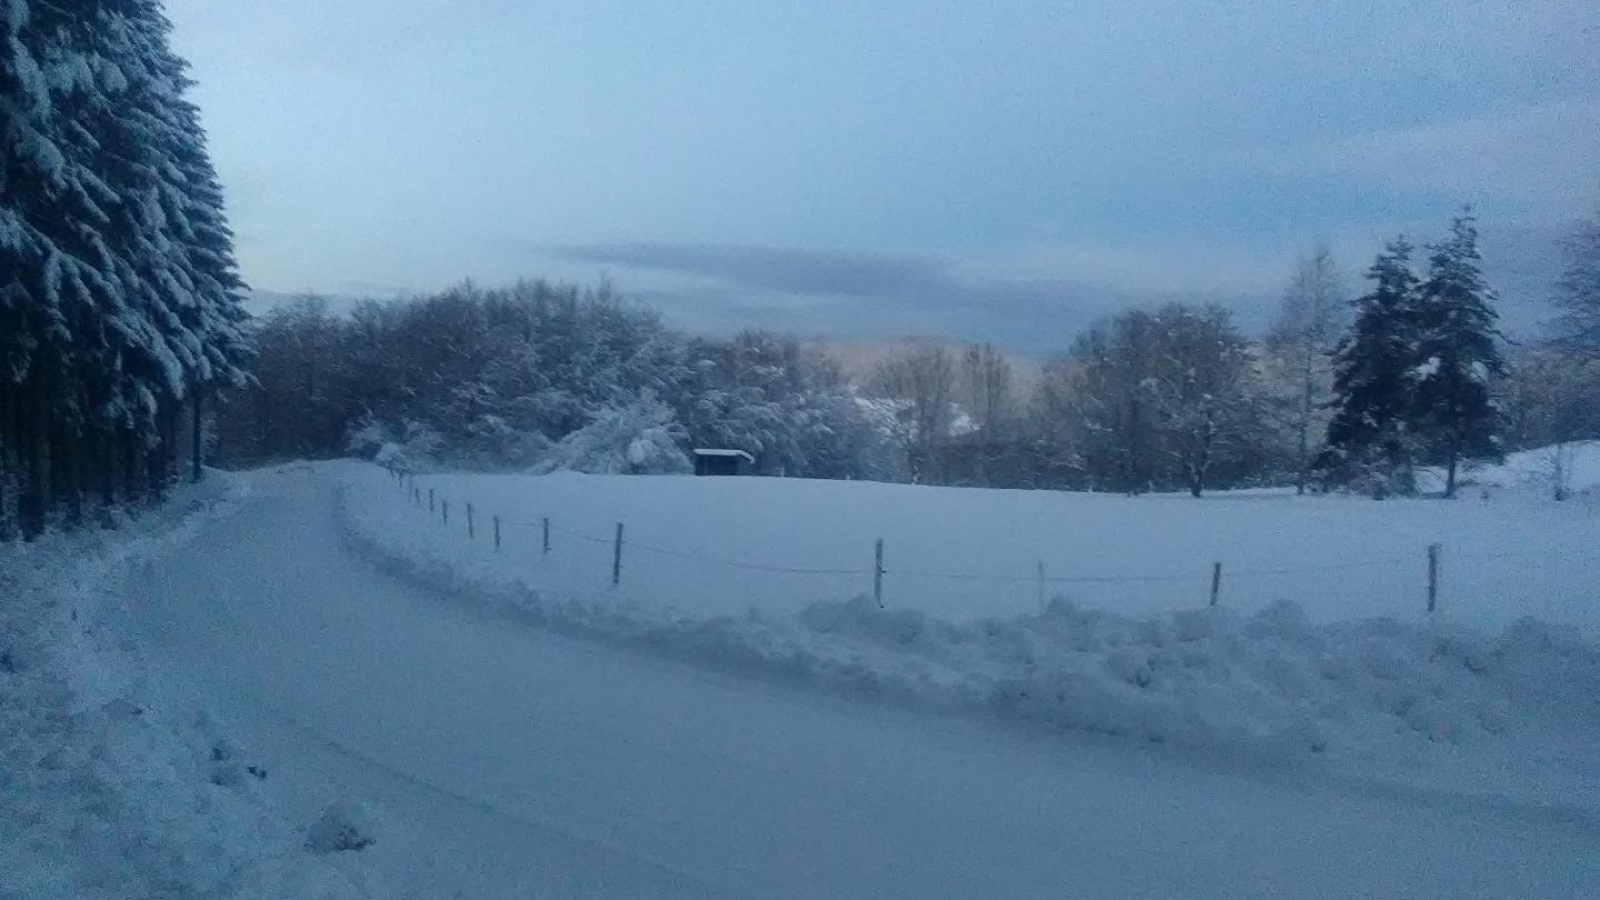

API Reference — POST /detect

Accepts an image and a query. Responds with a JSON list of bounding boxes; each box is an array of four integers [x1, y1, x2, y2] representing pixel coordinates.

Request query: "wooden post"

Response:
[[442, 499, 449, 526], [466, 502, 475, 539], [428, 488, 434, 513], [612, 522, 624, 587], [493, 515, 501, 552], [191, 389, 203, 483], [1427, 543, 1441, 613], [542, 517, 550, 556], [874, 538, 884, 607], [1037, 560, 1046, 610], [1209, 562, 1222, 608]]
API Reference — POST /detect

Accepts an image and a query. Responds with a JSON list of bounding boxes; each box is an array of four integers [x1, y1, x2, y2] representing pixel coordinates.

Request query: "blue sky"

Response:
[[165, 0, 1599, 352]]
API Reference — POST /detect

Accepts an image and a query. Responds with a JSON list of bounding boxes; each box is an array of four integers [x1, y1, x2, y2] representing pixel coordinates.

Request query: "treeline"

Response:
[[222, 211, 1600, 499], [215, 281, 891, 480], [1, 1, 249, 539], [866, 211, 1600, 497]]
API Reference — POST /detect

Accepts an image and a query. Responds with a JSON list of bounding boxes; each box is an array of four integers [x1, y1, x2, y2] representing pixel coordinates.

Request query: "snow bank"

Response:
[[360, 462, 1600, 636], [337, 475, 1600, 764], [0, 475, 368, 900]]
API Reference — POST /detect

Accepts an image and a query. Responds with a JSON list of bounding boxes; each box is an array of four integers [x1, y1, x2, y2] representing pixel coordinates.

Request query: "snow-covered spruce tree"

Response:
[[1410, 212, 1506, 498], [102, 0, 250, 484], [1318, 238, 1423, 496], [1550, 209, 1600, 355], [1, 0, 142, 533], [0, 0, 246, 538]]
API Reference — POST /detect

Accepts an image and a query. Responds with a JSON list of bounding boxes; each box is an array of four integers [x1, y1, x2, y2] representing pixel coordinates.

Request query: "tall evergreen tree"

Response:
[[1, 0, 248, 537], [1319, 238, 1422, 495], [1410, 212, 1506, 498]]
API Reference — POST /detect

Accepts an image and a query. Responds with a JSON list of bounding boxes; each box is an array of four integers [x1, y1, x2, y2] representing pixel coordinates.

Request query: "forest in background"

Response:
[[215, 210, 1600, 501]]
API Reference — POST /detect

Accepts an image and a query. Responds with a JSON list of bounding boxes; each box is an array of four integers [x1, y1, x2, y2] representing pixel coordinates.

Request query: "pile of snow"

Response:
[[0, 477, 367, 899], [337, 472, 1600, 765], [305, 802, 380, 855]]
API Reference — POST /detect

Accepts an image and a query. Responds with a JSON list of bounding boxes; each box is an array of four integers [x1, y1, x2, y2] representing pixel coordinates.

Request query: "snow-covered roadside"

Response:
[[338, 465, 1600, 808], [0, 472, 368, 899]]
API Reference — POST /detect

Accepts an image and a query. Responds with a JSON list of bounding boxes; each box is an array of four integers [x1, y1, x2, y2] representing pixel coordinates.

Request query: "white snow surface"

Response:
[[15, 460, 1597, 898], [344, 462, 1600, 802], [0, 473, 368, 899], [122, 462, 1598, 897], [374, 458, 1600, 634], [1418, 440, 1600, 497]]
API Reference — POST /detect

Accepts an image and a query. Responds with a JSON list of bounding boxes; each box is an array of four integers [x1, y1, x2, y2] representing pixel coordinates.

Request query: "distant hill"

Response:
[[807, 336, 1044, 391]]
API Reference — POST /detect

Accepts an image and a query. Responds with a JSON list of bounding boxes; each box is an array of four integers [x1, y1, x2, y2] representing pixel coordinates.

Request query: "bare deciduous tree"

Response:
[[1266, 244, 1347, 493], [1149, 304, 1261, 498], [961, 343, 1015, 485], [870, 342, 957, 483], [1499, 348, 1600, 500]]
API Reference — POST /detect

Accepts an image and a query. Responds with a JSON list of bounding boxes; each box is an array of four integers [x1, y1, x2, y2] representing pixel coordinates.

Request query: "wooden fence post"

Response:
[[466, 503, 475, 539], [1427, 543, 1441, 613], [1209, 562, 1222, 608], [612, 522, 624, 587], [428, 488, 434, 513], [493, 515, 501, 552], [191, 389, 204, 483], [542, 517, 550, 556], [874, 538, 884, 607], [442, 499, 449, 526]]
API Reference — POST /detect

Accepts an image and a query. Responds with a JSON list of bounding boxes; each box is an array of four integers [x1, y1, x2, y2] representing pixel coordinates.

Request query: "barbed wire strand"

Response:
[[405, 485, 1498, 590], [621, 537, 870, 577]]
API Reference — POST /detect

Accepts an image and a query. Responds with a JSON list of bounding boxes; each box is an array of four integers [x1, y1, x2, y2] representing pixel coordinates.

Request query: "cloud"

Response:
[[552, 243, 952, 299], [543, 242, 1275, 355], [1268, 95, 1600, 217]]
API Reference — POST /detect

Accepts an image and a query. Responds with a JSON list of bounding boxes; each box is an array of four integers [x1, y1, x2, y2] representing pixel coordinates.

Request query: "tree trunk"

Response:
[[1444, 453, 1458, 499], [22, 377, 47, 539], [1295, 368, 1312, 495], [121, 425, 141, 507], [0, 378, 13, 540], [191, 389, 204, 482], [95, 429, 115, 516]]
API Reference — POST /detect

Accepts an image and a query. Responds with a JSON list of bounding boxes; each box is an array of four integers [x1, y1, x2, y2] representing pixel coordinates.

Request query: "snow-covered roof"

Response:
[[693, 448, 755, 463]]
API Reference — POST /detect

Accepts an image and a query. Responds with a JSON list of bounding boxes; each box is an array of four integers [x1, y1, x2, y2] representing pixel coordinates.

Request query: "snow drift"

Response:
[[337, 477, 1600, 762], [0, 476, 367, 899]]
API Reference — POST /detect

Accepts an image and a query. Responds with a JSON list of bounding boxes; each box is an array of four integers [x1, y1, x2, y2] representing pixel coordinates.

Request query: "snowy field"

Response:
[[349, 448, 1600, 635], [337, 454, 1600, 804], [150, 464, 1600, 896]]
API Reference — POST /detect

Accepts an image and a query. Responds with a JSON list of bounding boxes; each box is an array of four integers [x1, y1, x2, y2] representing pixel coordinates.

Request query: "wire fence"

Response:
[[369, 465, 1579, 626]]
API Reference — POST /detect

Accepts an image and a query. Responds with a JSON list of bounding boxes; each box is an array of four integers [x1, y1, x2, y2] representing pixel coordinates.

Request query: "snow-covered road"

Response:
[[133, 468, 1599, 899]]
